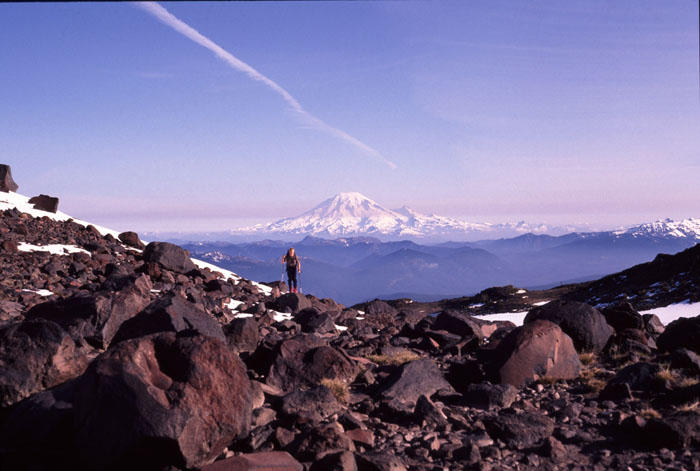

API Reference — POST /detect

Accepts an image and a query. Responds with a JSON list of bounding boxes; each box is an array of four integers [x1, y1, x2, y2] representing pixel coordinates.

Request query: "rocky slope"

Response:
[[1, 174, 699, 470]]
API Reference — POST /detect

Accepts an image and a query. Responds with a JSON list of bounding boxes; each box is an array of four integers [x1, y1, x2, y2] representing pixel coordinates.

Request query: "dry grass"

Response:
[[676, 400, 700, 412], [656, 363, 674, 383], [678, 377, 700, 388], [320, 378, 350, 403], [578, 366, 607, 393], [536, 376, 561, 386], [579, 352, 597, 366], [366, 351, 420, 366], [640, 407, 662, 420]]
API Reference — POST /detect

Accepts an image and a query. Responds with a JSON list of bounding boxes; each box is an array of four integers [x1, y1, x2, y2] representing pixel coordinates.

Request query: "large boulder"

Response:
[[142, 241, 197, 274], [0, 319, 88, 407], [657, 314, 700, 353], [378, 358, 452, 406], [487, 320, 581, 388], [432, 310, 484, 339], [0, 164, 18, 192], [28, 194, 59, 213], [74, 332, 253, 470], [524, 300, 614, 352], [644, 412, 700, 449], [266, 338, 358, 392], [112, 292, 225, 344], [26, 274, 152, 348], [118, 231, 145, 250], [295, 308, 338, 334], [224, 317, 259, 354], [601, 302, 644, 332]]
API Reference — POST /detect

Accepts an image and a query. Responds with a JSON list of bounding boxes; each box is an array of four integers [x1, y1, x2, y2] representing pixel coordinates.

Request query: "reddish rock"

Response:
[[118, 231, 145, 249], [0, 164, 18, 192], [74, 332, 253, 470], [488, 319, 581, 387], [201, 452, 303, 471], [0, 319, 89, 407], [28, 194, 59, 213], [378, 358, 453, 406]]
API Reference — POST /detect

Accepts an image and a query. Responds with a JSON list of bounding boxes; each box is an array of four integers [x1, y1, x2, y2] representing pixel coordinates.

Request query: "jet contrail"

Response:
[[134, 2, 397, 169]]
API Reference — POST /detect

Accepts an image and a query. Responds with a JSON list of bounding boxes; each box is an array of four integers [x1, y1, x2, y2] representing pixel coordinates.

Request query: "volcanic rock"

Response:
[[201, 452, 303, 471], [524, 300, 614, 352], [484, 411, 555, 450], [0, 319, 88, 407], [602, 362, 665, 393], [670, 348, 700, 375], [74, 332, 253, 470], [295, 307, 338, 334], [28, 194, 59, 213], [112, 291, 225, 344], [657, 314, 700, 353], [280, 385, 343, 424], [0, 164, 18, 192], [269, 293, 312, 313], [118, 231, 145, 249], [432, 310, 484, 339], [355, 452, 407, 471], [462, 382, 517, 410], [142, 241, 197, 274], [487, 319, 581, 387], [26, 274, 152, 348], [378, 358, 452, 406], [224, 317, 259, 354], [644, 412, 700, 449], [601, 302, 644, 331]]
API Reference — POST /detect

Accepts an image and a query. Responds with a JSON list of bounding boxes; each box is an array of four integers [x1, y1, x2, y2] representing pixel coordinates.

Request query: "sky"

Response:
[[1, 1, 698, 233]]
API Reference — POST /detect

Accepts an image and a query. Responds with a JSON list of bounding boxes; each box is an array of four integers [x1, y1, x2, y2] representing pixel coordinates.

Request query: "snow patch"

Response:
[[639, 302, 700, 326], [22, 289, 53, 297], [18, 242, 91, 256], [473, 311, 528, 326]]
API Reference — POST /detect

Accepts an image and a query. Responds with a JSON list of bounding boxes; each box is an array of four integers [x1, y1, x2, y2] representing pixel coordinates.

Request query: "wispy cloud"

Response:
[[134, 2, 396, 169]]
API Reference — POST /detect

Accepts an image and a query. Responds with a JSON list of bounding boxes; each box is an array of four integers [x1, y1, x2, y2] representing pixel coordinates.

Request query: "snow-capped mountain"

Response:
[[618, 218, 700, 240], [234, 192, 573, 241]]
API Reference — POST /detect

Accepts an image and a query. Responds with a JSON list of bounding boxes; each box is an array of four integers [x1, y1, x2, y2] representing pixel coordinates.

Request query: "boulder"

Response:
[[0, 164, 18, 192], [309, 451, 357, 471], [413, 394, 448, 428], [28, 194, 59, 213], [601, 302, 644, 332], [657, 314, 700, 353], [112, 291, 225, 344], [355, 452, 407, 471], [142, 241, 197, 274], [287, 423, 355, 462], [462, 382, 517, 410], [279, 386, 343, 424], [378, 358, 452, 406], [487, 320, 581, 388], [601, 362, 665, 394], [266, 339, 358, 392], [26, 274, 152, 348], [524, 300, 614, 352], [643, 314, 665, 336], [74, 332, 253, 470], [0, 319, 88, 407], [118, 231, 145, 250], [670, 348, 700, 375], [269, 293, 312, 313], [224, 317, 259, 354], [432, 310, 484, 339], [484, 411, 555, 449], [295, 308, 338, 334]]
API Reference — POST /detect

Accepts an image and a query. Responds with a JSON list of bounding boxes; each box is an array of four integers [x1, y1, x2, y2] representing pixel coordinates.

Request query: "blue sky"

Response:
[[2, 1, 698, 232]]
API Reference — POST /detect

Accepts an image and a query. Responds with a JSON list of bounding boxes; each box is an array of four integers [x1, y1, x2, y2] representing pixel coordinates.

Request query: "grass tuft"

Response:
[[640, 407, 662, 420], [320, 378, 350, 403], [656, 363, 674, 383], [366, 351, 420, 366], [579, 352, 597, 366], [677, 400, 700, 412]]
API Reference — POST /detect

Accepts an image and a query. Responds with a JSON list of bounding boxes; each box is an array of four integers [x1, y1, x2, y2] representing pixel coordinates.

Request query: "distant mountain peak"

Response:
[[620, 218, 700, 240]]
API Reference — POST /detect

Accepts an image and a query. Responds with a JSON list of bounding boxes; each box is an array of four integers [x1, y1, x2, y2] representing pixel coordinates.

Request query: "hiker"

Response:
[[281, 247, 301, 293]]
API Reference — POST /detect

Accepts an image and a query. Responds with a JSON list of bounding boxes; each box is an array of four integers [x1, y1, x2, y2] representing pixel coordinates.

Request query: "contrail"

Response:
[[134, 2, 397, 169]]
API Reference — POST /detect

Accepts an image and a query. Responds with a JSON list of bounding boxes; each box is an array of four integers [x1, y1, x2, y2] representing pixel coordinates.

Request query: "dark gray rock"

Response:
[[462, 382, 517, 410], [280, 386, 343, 424], [484, 411, 555, 449], [378, 358, 452, 406], [118, 231, 145, 250], [658, 314, 700, 353], [601, 302, 644, 332], [112, 292, 225, 344], [224, 317, 259, 354], [0, 164, 18, 192], [670, 348, 700, 375], [142, 241, 197, 274], [524, 300, 614, 352]]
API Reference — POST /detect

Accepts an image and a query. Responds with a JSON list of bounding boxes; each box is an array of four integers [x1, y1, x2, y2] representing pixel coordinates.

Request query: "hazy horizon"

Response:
[[3, 1, 698, 234]]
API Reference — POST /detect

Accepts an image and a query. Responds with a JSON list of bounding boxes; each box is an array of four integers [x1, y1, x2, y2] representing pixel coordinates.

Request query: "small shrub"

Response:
[[320, 378, 349, 403], [656, 364, 674, 383], [579, 352, 597, 366], [366, 351, 420, 366], [536, 376, 561, 386], [679, 377, 700, 388]]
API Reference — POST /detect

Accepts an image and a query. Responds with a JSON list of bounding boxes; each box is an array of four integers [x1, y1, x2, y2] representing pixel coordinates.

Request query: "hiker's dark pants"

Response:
[[286, 266, 298, 290]]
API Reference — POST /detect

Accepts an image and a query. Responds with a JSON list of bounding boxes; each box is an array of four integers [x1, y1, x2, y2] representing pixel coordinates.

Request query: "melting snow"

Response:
[[18, 242, 91, 256], [474, 311, 528, 326], [533, 301, 549, 306], [226, 299, 244, 311], [516, 289, 527, 294]]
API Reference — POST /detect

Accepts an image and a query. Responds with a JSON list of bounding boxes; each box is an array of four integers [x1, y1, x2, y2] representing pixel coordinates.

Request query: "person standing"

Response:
[[281, 247, 301, 293]]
